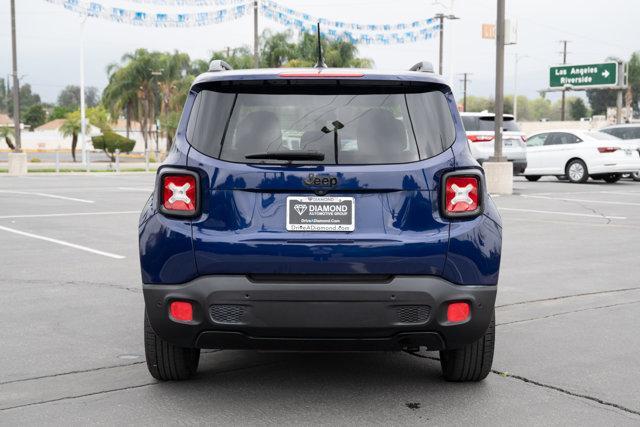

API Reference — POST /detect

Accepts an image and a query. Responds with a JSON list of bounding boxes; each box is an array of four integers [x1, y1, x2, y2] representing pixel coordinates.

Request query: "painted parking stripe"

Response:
[[499, 207, 626, 220], [117, 187, 153, 192], [0, 225, 125, 259], [0, 190, 94, 204], [521, 195, 640, 207], [0, 211, 139, 219]]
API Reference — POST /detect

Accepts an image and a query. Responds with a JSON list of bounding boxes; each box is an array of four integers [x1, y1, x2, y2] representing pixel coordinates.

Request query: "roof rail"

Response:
[[409, 61, 435, 73], [208, 60, 233, 72]]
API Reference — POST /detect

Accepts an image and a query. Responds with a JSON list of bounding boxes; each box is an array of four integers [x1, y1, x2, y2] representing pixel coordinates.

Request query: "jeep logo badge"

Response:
[[303, 173, 338, 187]]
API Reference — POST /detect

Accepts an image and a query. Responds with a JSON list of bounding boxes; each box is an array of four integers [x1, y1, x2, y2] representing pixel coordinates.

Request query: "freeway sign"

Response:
[[549, 62, 618, 88]]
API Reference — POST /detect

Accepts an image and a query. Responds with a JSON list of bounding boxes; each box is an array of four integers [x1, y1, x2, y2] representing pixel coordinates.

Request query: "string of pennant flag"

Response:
[[44, 0, 441, 43]]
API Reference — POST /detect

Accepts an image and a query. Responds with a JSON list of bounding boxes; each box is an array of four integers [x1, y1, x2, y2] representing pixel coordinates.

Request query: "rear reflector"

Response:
[[169, 301, 193, 322], [467, 135, 494, 143], [444, 175, 480, 217], [597, 147, 619, 153], [447, 302, 470, 323], [160, 173, 197, 216], [278, 72, 364, 78]]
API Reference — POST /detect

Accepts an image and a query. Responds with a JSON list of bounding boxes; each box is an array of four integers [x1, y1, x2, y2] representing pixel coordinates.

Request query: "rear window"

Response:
[[590, 131, 620, 141], [186, 88, 455, 165], [462, 115, 520, 132]]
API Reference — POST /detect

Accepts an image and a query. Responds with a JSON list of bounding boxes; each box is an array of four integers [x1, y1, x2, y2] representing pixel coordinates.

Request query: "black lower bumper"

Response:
[[143, 276, 497, 351], [479, 158, 527, 175]]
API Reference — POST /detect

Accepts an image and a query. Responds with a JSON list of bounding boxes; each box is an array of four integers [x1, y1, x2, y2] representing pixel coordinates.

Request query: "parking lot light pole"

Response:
[[483, 0, 513, 195], [434, 13, 460, 75], [8, 0, 27, 175]]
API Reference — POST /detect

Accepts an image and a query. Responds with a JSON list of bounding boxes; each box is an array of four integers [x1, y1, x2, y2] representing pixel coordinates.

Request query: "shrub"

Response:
[[92, 131, 136, 161], [30, 157, 41, 163]]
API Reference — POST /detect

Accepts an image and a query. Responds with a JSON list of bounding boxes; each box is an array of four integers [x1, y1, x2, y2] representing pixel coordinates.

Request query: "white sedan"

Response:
[[523, 130, 640, 183]]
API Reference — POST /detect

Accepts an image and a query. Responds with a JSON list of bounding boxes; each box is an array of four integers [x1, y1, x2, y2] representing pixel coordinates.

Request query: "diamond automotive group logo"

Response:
[[294, 204, 308, 216]]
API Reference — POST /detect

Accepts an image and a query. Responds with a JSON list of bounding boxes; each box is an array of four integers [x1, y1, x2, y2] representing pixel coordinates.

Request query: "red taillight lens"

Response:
[[169, 301, 193, 322], [444, 175, 480, 216], [597, 147, 619, 153], [161, 174, 197, 214], [467, 135, 494, 143], [447, 302, 471, 323]]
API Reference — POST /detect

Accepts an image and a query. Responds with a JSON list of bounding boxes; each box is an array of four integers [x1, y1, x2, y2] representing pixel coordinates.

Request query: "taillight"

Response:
[[597, 147, 619, 153], [447, 302, 471, 323], [441, 171, 483, 218], [169, 300, 193, 322], [157, 169, 199, 217], [467, 135, 494, 143]]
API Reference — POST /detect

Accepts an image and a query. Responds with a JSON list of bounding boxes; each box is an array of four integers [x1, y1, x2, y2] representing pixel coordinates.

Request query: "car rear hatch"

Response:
[[463, 114, 526, 156], [184, 77, 458, 276]]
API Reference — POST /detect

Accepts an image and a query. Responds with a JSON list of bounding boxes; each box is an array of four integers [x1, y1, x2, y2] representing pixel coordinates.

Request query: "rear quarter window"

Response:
[[185, 86, 456, 165]]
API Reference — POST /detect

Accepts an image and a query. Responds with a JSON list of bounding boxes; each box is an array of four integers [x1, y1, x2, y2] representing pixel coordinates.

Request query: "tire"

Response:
[[144, 311, 200, 381], [603, 173, 622, 183], [440, 313, 495, 382], [525, 175, 541, 182], [632, 171, 640, 182], [566, 159, 589, 183]]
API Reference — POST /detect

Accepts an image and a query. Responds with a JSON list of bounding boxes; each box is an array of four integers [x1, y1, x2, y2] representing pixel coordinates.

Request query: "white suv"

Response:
[[461, 112, 527, 174]]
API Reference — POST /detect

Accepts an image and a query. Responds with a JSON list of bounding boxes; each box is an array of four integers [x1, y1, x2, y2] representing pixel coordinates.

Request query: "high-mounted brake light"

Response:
[[157, 169, 199, 217], [441, 171, 483, 219], [467, 135, 494, 143], [278, 72, 365, 78], [169, 301, 193, 322], [597, 147, 619, 153], [447, 302, 470, 323]]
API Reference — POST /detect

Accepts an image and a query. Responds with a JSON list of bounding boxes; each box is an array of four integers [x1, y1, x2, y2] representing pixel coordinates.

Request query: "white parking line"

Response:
[[0, 225, 125, 259], [521, 195, 640, 207], [499, 207, 626, 220], [117, 187, 153, 192], [0, 190, 94, 204], [0, 211, 139, 219]]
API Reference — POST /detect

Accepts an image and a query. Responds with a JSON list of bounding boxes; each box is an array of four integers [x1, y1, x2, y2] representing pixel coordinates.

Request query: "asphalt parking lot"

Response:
[[1, 173, 639, 425]]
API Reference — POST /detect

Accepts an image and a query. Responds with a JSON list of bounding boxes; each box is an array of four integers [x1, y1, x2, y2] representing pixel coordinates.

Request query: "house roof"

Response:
[[0, 113, 13, 126], [35, 118, 66, 131]]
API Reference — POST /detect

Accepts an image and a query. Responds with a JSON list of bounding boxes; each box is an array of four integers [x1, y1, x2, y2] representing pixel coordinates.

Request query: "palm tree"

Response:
[[60, 111, 81, 162], [0, 126, 16, 150]]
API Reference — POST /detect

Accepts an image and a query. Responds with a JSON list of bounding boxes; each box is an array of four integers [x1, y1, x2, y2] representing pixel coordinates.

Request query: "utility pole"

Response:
[[10, 0, 21, 152], [484, 0, 512, 194], [459, 73, 471, 112], [559, 40, 569, 121], [434, 13, 459, 75], [253, 0, 259, 68], [493, 0, 505, 163], [80, 17, 87, 165]]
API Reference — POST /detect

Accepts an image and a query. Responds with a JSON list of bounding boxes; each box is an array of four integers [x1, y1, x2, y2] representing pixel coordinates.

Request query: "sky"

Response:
[[0, 0, 638, 105]]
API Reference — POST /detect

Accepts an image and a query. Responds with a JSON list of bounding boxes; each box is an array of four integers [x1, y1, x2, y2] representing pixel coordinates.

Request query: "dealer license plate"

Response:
[[286, 196, 355, 232]]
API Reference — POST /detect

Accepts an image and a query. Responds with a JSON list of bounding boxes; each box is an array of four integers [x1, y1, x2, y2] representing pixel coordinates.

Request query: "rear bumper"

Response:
[[143, 275, 497, 351], [478, 158, 527, 174]]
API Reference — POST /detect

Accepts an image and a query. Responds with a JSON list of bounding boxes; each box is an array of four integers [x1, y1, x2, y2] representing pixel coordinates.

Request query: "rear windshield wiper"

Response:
[[245, 151, 325, 161]]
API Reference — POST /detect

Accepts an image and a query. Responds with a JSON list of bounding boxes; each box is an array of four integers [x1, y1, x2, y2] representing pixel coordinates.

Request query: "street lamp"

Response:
[[433, 13, 460, 75]]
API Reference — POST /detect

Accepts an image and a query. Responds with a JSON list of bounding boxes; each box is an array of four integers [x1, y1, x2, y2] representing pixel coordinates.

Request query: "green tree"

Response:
[[569, 97, 588, 120], [0, 78, 7, 113], [23, 104, 47, 130], [50, 106, 73, 120], [464, 96, 493, 113], [0, 126, 15, 150], [59, 111, 81, 162], [586, 89, 617, 115], [92, 131, 135, 161], [57, 85, 100, 110], [627, 51, 640, 111], [7, 84, 41, 118], [529, 97, 553, 121]]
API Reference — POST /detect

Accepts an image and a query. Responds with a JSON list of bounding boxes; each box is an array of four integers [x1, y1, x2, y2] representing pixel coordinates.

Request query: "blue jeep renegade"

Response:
[[139, 60, 502, 382]]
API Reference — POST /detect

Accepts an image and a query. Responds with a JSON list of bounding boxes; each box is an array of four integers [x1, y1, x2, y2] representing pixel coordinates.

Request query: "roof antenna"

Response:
[[314, 22, 327, 68]]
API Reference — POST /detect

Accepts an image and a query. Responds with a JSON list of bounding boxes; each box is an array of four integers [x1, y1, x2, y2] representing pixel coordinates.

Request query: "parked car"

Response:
[[600, 124, 640, 181], [139, 60, 502, 382], [523, 130, 640, 183], [460, 112, 527, 174]]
